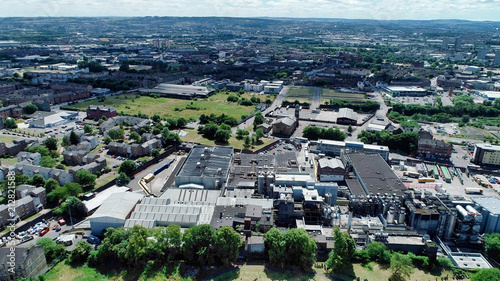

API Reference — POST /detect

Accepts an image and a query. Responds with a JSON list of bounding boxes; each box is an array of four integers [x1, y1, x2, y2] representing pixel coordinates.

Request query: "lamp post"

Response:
[[66, 199, 73, 230]]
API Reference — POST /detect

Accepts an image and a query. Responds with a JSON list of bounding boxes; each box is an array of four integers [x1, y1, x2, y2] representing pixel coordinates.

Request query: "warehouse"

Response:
[[336, 108, 358, 125], [175, 146, 234, 189], [139, 83, 215, 99], [89, 192, 144, 235]]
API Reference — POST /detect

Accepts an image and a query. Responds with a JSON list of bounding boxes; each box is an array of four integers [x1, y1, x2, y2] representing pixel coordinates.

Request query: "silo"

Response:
[[387, 207, 396, 224], [398, 210, 406, 224], [445, 210, 457, 240], [257, 173, 265, 194], [486, 213, 499, 233], [456, 205, 472, 222], [472, 224, 481, 233]]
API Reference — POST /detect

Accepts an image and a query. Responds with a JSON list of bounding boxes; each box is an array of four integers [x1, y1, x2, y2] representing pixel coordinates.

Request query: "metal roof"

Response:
[[89, 192, 144, 220], [318, 158, 345, 169], [347, 153, 406, 196], [472, 197, 500, 214], [176, 145, 234, 179], [338, 108, 357, 121]]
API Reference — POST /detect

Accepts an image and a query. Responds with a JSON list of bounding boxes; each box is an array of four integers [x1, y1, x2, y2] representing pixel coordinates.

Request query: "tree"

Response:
[[253, 112, 265, 129], [70, 131, 80, 145], [44, 178, 60, 193], [150, 224, 182, 262], [4, 118, 17, 129], [119, 160, 137, 175], [485, 233, 500, 262], [471, 268, 500, 281], [30, 174, 46, 187], [390, 253, 414, 281], [44, 137, 58, 151], [36, 238, 66, 262], [129, 131, 141, 143], [53, 196, 87, 219], [348, 124, 353, 133], [366, 241, 391, 264], [103, 136, 112, 145], [326, 227, 356, 272], [65, 182, 83, 197], [255, 128, 265, 140], [161, 128, 181, 147], [265, 227, 286, 267], [214, 128, 231, 143], [40, 156, 57, 168], [83, 124, 93, 134], [76, 170, 97, 191], [62, 136, 71, 147], [182, 224, 216, 266], [265, 228, 316, 270], [236, 128, 249, 140], [214, 226, 243, 266], [68, 240, 93, 265], [302, 126, 322, 140], [116, 172, 131, 186], [243, 135, 251, 149], [108, 129, 124, 140], [125, 225, 151, 268], [151, 148, 160, 158], [23, 103, 38, 114]]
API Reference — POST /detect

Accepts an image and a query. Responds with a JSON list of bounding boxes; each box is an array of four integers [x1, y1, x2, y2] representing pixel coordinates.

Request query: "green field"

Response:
[[321, 89, 366, 103], [286, 87, 313, 103], [69, 92, 265, 122], [0, 134, 21, 144]]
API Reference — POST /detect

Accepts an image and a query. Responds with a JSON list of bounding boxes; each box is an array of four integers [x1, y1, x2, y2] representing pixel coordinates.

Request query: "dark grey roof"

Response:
[[176, 145, 233, 179], [347, 153, 406, 196]]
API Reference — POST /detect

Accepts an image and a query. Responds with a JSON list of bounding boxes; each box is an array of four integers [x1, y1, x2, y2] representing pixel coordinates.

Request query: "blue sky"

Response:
[[1, 0, 500, 21]]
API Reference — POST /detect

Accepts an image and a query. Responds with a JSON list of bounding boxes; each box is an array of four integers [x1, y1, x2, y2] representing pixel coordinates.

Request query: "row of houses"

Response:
[[0, 184, 47, 228], [108, 133, 162, 158]]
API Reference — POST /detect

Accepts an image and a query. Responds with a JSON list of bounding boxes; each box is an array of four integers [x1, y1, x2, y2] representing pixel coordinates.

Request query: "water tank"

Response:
[[486, 213, 499, 233], [456, 205, 472, 222], [387, 207, 396, 224], [466, 205, 483, 223], [398, 210, 406, 224], [257, 173, 265, 194], [445, 211, 457, 240], [325, 193, 333, 205], [472, 224, 481, 233], [460, 224, 470, 232], [470, 234, 479, 241]]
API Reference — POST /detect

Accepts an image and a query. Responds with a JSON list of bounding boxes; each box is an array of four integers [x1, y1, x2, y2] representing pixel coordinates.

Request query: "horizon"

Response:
[[1, 0, 500, 22]]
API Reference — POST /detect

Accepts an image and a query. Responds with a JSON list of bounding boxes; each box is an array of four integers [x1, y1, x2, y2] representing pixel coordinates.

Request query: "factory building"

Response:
[[472, 197, 500, 234], [342, 152, 407, 196], [316, 140, 389, 160], [174, 146, 234, 189]]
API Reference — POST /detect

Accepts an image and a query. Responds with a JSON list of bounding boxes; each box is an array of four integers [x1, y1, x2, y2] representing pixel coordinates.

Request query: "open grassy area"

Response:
[[0, 134, 20, 144], [180, 129, 274, 150], [95, 172, 117, 188], [42, 262, 113, 281], [286, 87, 313, 103], [321, 89, 366, 103], [69, 92, 261, 121], [0, 156, 18, 166]]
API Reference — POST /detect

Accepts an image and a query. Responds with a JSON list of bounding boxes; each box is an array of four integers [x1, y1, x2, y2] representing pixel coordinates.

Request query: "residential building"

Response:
[[418, 139, 452, 160], [472, 143, 500, 166], [0, 245, 47, 280], [86, 105, 117, 120]]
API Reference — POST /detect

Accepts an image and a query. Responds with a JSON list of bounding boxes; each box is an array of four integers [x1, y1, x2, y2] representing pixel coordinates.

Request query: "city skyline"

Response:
[[1, 0, 500, 21]]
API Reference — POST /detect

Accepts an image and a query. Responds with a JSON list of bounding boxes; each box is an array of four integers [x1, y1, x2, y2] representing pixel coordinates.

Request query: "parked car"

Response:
[[57, 218, 66, 225], [87, 235, 101, 245], [39, 227, 50, 236]]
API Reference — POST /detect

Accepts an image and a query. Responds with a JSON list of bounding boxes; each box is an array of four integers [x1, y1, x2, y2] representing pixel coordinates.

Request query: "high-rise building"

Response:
[[153, 39, 162, 49], [477, 48, 486, 60], [494, 51, 500, 66]]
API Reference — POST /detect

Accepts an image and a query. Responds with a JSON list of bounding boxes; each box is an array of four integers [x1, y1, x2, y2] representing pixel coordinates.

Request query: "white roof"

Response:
[[83, 186, 131, 212], [216, 197, 273, 209], [89, 192, 144, 220], [318, 158, 345, 169]]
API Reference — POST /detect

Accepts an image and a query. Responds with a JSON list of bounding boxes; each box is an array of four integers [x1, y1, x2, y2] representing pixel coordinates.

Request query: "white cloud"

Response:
[[0, 0, 499, 20]]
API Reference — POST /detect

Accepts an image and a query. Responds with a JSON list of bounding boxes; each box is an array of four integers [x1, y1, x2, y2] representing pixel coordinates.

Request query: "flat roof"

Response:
[[348, 153, 407, 196], [159, 188, 221, 204], [83, 186, 131, 212], [176, 145, 234, 179], [385, 85, 427, 92], [472, 197, 500, 214], [450, 252, 492, 269], [475, 143, 500, 151]]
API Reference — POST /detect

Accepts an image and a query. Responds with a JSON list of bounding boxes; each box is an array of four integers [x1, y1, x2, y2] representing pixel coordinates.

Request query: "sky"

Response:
[[1, 0, 500, 21]]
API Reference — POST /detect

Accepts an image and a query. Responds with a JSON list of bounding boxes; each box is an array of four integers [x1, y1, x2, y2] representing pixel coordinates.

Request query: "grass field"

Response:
[[0, 134, 20, 144], [321, 89, 366, 103], [69, 92, 266, 121], [285, 87, 313, 103], [0, 156, 18, 166], [180, 129, 274, 150]]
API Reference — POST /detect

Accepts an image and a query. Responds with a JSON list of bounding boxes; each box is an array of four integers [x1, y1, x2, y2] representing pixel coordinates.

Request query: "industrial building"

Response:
[[317, 157, 347, 182], [89, 192, 144, 235], [139, 83, 215, 99], [472, 143, 500, 166], [472, 197, 500, 233], [336, 108, 358, 125], [28, 111, 78, 128], [343, 152, 407, 196], [382, 85, 428, 97], [418, 139, 453, 160], [175, 146, 234, 189], [316, 140, 389, 160]]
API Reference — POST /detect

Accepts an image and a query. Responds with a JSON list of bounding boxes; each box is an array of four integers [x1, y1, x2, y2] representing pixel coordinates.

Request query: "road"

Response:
[[233, 85, 291, 133], [345, 90, 389, 141]]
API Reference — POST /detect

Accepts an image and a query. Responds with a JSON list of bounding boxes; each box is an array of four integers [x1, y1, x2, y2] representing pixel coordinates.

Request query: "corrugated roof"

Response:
[[89, 192, 144, 220], [338, 108, 357, 121], [318, 158, 345, 169]]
